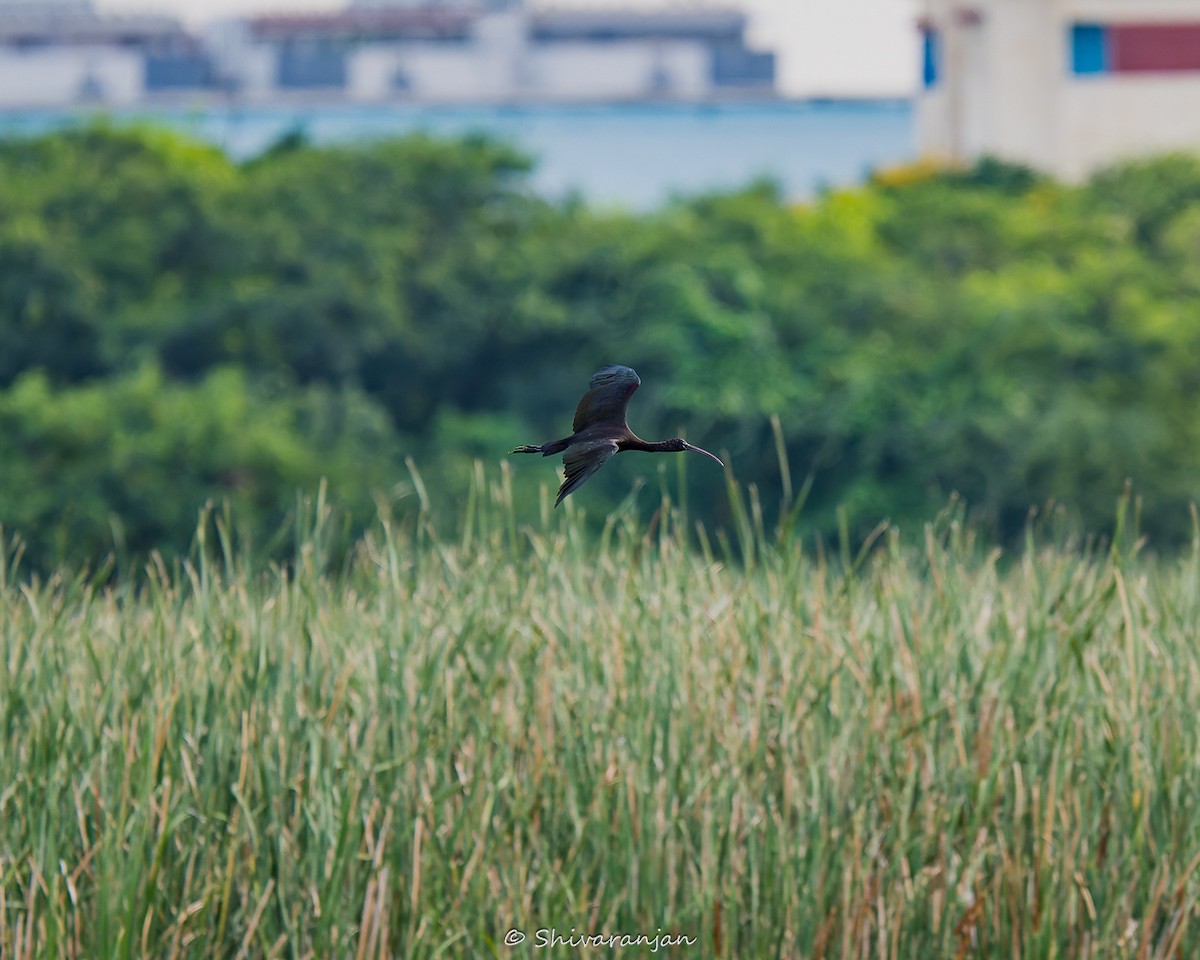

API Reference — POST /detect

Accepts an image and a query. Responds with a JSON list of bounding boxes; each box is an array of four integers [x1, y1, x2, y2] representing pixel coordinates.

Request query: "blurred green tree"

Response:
[[0, 365, 399, 568], [3, 127, 1200, 567]]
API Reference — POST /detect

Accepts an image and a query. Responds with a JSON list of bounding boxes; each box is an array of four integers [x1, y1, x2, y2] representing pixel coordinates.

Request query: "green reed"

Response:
[[2, 463, 1199, 959]]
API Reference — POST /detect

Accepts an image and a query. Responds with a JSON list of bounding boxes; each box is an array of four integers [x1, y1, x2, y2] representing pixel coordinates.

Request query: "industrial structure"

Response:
[[0, 0, 775, 108], [917, 0, 1200, 179]]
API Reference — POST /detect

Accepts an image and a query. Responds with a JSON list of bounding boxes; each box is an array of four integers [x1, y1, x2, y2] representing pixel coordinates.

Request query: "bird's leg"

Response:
[[510, 437, 571, 457]]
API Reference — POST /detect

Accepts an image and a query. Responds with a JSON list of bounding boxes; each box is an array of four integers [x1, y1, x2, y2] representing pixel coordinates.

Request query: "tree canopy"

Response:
[[2, 123, 1199, 568]]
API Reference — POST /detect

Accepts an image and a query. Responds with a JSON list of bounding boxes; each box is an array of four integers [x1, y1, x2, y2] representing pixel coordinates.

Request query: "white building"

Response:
[[0, 0, 772, 108], [0, 0, 214, 108], [917, 0, 1200, 179], [219, 2, 773, 104]]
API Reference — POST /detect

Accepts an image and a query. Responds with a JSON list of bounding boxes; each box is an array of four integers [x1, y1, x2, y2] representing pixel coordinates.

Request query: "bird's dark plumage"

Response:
[[510, 364, 723, 506], [572, 364, 641, 433]]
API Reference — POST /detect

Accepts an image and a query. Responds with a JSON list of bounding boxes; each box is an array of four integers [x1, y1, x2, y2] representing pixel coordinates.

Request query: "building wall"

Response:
[[917, 0, 1200, 179], [1063, 0, 1200, 22], [526, 42, 708, 100], [977, 0, 1060, 169], [348, 39, 708, 102], [0, 46, 141, 107], [235, 46, 277, 99], [201, 20, 276, 99], [348, 44, 485, 100], [1060, 74, 1200, 177]]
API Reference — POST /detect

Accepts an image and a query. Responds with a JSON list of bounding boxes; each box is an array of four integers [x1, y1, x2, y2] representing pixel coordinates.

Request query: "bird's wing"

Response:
[[556, 439, 620, 506], [572, 365, 641, 434]]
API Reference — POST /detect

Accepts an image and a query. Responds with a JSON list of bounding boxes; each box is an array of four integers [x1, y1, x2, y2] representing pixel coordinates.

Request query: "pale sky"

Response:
[[94, 0, 921, 97]]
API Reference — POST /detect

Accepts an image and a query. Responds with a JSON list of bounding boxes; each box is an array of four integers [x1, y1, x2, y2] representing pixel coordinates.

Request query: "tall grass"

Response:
[[2, 465, 1200, 959]]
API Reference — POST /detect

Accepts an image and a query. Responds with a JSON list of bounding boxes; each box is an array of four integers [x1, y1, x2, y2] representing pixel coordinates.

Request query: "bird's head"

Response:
[[670, 438, 724, 466]]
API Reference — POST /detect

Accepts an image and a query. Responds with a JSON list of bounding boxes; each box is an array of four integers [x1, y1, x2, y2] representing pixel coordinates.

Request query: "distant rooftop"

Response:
[[347, 0, 499, 6], [0, 0, 95, 11], [248, 3, 748, 44], [530, 7, 746, 42], [249, 8, 476, 42], [0, 0, 185, 45]]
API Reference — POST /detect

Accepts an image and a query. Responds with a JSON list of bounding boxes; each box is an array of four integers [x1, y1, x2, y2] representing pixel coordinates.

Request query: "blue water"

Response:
[[0, 99, 915, 208]]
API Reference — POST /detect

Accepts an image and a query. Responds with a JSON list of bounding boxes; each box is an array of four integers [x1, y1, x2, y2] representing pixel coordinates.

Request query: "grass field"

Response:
[[3, 466, 1200, 959]]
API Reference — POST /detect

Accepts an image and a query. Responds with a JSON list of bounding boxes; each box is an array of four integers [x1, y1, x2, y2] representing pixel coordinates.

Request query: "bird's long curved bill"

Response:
[[684, 442, 724, 467]]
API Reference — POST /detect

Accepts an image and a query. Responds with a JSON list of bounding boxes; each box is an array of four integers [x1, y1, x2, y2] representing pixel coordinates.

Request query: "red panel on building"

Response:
[[1111, 23, 1200, 72]]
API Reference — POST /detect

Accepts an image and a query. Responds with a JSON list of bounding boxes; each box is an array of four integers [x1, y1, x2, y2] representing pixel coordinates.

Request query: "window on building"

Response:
[[145, 54, 216, 90], [711, 42, 775, 87], [278, 40, 346, 89], [1072, 21, 1200, 75], [1071, 24, 1109, 75], [921, 26, 939, 88]]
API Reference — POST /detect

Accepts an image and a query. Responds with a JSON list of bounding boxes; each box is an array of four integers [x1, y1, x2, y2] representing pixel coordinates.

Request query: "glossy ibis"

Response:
[[510, 364, 723, 506]]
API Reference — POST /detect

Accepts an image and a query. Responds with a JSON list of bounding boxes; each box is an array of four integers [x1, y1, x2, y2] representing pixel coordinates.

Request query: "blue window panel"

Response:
[[145, 55, 216, 90], [1071, 24, 1109, 74], [922, 28, 939, 88], [711, 43, 776, 87], [278, 47, 346, 89]]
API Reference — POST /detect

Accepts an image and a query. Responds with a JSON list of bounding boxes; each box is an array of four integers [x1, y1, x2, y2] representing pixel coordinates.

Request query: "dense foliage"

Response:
[[2, 125, 1200, 566]]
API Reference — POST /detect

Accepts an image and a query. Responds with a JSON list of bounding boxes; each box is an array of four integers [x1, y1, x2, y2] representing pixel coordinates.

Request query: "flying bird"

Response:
[[510, 364, 723, 506]]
